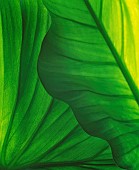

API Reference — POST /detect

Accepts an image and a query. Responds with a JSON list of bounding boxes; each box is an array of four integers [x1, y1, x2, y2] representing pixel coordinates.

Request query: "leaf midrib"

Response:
[[84, 0, 139, 106]]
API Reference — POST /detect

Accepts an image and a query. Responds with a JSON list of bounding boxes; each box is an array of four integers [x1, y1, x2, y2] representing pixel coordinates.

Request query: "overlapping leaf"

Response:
[[39, 0, 139, 169]]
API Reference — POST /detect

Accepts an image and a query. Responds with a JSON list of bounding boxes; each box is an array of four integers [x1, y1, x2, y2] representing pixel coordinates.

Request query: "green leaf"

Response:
[[38, 0, 139, 169], [0, 0, 120, 170]]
